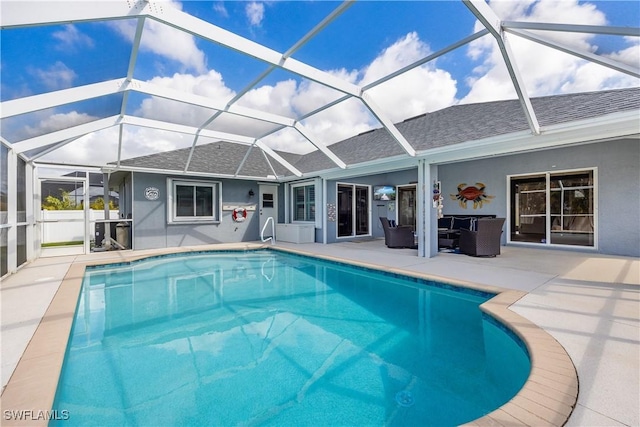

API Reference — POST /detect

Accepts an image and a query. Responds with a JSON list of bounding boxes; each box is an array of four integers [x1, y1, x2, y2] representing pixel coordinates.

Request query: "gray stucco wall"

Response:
[[132, 173, 264, 250], [438, 138, 639, 257]]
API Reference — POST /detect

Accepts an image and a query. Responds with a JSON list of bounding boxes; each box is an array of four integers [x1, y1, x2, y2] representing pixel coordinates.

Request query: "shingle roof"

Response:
[[116, 87, 639, 178], [117, 141, 294, 178]]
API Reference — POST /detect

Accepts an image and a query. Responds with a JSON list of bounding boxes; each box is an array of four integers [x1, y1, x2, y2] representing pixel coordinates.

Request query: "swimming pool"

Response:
[[51, 249, 530, 426]]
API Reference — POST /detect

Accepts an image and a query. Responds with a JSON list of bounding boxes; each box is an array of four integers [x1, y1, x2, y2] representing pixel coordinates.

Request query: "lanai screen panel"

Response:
[[0, 1, 638, 176]]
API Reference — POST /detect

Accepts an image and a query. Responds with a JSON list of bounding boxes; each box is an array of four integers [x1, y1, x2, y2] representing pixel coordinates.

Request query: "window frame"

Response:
[[336, 182, 371, 239], [167, 178, 221, 224], [507, 167, 597, 249], [291, 182, 316, 223]]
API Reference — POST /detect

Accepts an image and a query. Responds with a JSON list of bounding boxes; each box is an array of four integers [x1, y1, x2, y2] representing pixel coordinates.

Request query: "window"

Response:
[[262, 193, 274, 208], [168, 179, 220, 223], [510, 169, 595, 248], [337, 183, 370, 238], [292, 183, 315, 222]]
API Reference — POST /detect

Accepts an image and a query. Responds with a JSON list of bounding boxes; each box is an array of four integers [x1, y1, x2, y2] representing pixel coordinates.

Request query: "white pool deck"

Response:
[[1, 241, 638, 426]]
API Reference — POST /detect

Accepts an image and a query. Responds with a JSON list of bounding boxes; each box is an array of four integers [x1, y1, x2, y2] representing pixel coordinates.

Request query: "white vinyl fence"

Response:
[[41, 210, 120, 244]]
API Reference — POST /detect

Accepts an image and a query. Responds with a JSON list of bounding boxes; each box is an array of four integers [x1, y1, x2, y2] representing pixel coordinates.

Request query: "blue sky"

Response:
[[1, 0, 639, 164]]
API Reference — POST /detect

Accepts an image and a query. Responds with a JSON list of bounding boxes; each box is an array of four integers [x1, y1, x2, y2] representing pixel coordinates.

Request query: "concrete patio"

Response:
[[1, 241, 638, 425]]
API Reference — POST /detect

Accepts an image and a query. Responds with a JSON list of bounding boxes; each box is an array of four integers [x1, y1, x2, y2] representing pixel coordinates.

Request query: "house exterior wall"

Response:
[[438, 138, 639, 257], [126, 139, 637, 256], [325, 169, 418, 244], [131, 173, 264, 250]]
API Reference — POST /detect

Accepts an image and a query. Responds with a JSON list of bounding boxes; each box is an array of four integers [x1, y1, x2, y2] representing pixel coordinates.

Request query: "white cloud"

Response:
[[38, 125, 195, 166], [361, 32, 457, 122], [28, 61, 77, 91], [109, 4, 207, 74], [37, 30, 461, 161], [137, 71, 235, 127], [213, 2, 229, 18], [52, 25, 94, 52], [561, 40, 640, 92], [462, 0, 638, 103], [246, 2, 265, 27], [240, 79, 298, 117]]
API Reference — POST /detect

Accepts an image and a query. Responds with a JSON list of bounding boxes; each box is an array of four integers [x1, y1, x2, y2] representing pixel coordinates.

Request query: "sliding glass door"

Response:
[[397, 185, 416, 230], [337, 184, 370, 238], [510, 169, 595, 247]]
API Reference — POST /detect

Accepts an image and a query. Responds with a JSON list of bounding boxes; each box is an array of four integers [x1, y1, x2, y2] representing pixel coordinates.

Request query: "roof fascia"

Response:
[[506, 28, 640, 78], [463, 0, 541, 135], [101, 164, 281, 182], [420, 110, 640, 164], [12, 115, 122, 154]]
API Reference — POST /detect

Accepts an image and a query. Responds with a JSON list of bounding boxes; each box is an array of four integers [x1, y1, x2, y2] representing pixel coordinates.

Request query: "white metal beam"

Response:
[[363, 29, 490, 91], [293, 123, 347, 169], [360, 93, 417, 157], [254, 140, 303, 177], [502, 21, 640, 37], [12, 116, 122, 154], [134, 80, 296, 127], [120, 17, 146, 117], [234, 144, 255, 177], [28, 136, 83, 162], [259, 149, 281, 180], [1, 77, 297, 129], [1, 79, 125, 118], [146, 5, 362, 97], [506, 28, 640, 78], [463, 0, 541, 135], [0, 1, 139, 28], [283, 1, 354, 58], [121, 116, 256, 144]]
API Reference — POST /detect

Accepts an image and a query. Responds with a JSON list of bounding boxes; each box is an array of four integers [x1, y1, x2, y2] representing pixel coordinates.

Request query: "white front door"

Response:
[[259, 184, 278, 239]]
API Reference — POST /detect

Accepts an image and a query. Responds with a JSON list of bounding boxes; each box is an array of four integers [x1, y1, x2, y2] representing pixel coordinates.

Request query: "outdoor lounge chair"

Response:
[[459, 218, 505, 257], [379, 217, 416, 249]]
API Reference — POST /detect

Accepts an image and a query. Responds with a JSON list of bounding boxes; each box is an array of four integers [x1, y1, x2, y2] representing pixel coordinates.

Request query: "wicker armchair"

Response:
[[379, 217, 416, 249], [459, 218, 505, 257]]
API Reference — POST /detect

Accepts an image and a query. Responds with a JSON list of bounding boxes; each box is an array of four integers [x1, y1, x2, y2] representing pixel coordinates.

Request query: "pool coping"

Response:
[[0, 244, 578, 426]]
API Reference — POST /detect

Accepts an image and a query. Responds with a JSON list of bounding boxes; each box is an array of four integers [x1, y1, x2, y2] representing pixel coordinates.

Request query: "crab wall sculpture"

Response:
[[450, 182, 495, 209]]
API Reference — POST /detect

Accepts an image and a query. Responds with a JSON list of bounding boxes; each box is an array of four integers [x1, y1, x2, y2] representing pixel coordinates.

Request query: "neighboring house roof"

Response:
[[68, 187, 119, 202], [114, 87, 640, 179]]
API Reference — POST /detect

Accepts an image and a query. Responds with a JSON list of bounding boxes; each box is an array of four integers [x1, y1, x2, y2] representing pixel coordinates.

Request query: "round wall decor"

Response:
[[144, 187, 159, 200]]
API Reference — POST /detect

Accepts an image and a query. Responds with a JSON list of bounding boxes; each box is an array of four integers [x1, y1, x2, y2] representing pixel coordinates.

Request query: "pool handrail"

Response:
[[261, 216, 275, 245]]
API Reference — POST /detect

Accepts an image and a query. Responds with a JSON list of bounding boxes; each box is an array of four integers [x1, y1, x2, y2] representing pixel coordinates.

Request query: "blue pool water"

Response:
[[51, 250, 530, 426]]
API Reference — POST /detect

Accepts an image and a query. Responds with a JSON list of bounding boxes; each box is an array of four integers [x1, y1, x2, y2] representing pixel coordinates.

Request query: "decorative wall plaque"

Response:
[[144, 187, 159, 201], [327, 203, 336, 222]]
